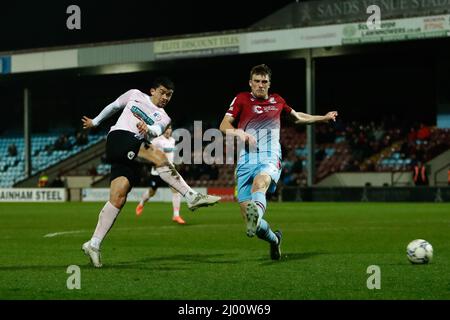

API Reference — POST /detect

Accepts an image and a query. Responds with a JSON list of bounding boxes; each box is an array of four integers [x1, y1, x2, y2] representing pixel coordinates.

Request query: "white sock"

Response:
[[90, 237, 101, 249], [184, 190, 197, 203], [140, 190, 151, 206], [91, 201, 120, 249], [156, 165, 197, 199], [172, 192, 181, 217]]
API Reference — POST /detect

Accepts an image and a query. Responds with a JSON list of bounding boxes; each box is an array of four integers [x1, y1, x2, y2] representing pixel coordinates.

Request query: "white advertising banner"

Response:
[[0, 188, 66, 202], [341, 14, 450, 44], [240, 24, 342, 54], [154, 34, 240, 60], [81, 188, 208, 202]]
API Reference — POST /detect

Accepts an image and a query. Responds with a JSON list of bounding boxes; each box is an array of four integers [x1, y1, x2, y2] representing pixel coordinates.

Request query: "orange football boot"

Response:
[[136, 203, 144, 216], [172, 216, 186, 224]]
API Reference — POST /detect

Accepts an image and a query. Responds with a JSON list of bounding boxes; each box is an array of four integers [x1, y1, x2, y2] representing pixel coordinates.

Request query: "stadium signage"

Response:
[[154, 35, 240, 60], [0, 188, 66, 202], [292, 0, 450, 26], [240, 25, 341, 53], [342, 14, 450, 43], [0, 56, 11, 74]]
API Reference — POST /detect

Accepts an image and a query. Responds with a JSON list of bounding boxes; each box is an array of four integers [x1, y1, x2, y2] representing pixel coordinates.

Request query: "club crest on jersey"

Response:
[[153, 112, 162, 122], [253, 105, 263, 114], [127, 151, 135, 160], [269, 97, 276, 104]]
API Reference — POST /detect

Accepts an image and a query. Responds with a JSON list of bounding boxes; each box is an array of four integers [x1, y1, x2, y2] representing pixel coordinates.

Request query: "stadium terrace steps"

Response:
[[9, 134, 106, 188]]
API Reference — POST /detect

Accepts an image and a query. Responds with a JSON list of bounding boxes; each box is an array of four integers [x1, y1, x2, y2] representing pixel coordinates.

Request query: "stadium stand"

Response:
[[4, 122, 446, 189], [0, 133, 105, 188]]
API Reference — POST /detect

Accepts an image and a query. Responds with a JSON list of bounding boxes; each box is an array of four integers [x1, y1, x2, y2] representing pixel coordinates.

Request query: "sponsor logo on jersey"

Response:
[[253, 105, 278, 114], [131, 105, 155, 126]]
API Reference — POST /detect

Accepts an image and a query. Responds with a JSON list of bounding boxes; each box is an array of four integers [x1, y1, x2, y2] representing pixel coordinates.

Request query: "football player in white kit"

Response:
[[135, 124, 186, 224], [80, 77, 220, 267]]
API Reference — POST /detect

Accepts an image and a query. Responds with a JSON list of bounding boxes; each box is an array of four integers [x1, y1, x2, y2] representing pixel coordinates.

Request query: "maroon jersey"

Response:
[[225, 92, 292, 158]]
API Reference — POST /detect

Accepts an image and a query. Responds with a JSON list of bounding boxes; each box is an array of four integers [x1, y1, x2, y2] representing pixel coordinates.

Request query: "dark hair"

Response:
[[250, 64, 272, 81], [151, 76, 175, 91]]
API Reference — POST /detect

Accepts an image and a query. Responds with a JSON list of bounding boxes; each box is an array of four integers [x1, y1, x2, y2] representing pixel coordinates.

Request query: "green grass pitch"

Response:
[[0, 201, 449, 299]]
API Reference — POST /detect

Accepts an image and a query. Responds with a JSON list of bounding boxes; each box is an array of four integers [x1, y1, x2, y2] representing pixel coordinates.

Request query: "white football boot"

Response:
[[82, 241, 102, 268], [187, 193, 221, 211]]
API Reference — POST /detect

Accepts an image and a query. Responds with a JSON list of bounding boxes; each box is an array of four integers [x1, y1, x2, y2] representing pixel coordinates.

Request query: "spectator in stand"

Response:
[[8, 143, 18, 157], [38, 172, 49, 188], [50, 174, 65, 187], [347, 160, 360, 172], [412, 161, 428, 186], [76, 130, 89, 146], [54, 134, 72, 151], [407, 127, 417, 144], [315, 146, 326, 162], [291, 156, 304, 175], [88, 165, 98, 176], [416, 123, 431, 142], [414, 144, 425, 162], [373, 124, 385, 142]]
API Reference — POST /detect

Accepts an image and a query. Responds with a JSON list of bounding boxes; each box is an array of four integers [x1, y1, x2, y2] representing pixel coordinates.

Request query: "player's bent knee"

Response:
[[252, 175, 271, 192], [109, 188, 128, 208], [110, 194, 126, 209]]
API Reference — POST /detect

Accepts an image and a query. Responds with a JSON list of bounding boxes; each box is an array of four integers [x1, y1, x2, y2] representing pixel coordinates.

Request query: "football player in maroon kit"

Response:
[[220, 64, 338, 260]]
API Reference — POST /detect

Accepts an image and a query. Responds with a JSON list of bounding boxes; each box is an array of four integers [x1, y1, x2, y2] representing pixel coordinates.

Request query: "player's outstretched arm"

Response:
[[291, 110, 338, 124], [81, 116, 95, 129], [82, 97, 127, 129]]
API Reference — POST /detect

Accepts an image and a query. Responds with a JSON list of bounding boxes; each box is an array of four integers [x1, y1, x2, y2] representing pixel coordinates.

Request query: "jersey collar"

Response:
[[250, 92, 270, 101]]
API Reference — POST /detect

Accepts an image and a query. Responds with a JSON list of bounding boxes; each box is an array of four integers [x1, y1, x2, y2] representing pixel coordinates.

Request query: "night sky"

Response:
[[0, 0, 294, 52]]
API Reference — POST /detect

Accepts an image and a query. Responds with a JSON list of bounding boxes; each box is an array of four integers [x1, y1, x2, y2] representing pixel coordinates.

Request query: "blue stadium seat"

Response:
[[0, 133, 106, 187]]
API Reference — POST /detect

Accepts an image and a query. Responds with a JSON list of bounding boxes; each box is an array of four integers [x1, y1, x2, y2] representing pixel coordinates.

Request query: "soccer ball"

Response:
[[406, 239, 433, 264]]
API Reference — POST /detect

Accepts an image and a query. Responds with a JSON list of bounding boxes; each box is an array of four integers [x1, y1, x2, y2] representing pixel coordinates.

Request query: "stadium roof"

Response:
[[0, 0, 294, 52]]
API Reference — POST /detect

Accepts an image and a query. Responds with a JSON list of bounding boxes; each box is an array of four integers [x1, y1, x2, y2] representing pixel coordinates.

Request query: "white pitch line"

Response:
[[44, 230, 87, 238], [43, 224, 228, 238]]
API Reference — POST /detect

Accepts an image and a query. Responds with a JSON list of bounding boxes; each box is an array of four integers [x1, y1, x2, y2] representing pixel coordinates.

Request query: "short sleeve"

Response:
[[225, 94, 243, 119], [280, 96, 293, 114]]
